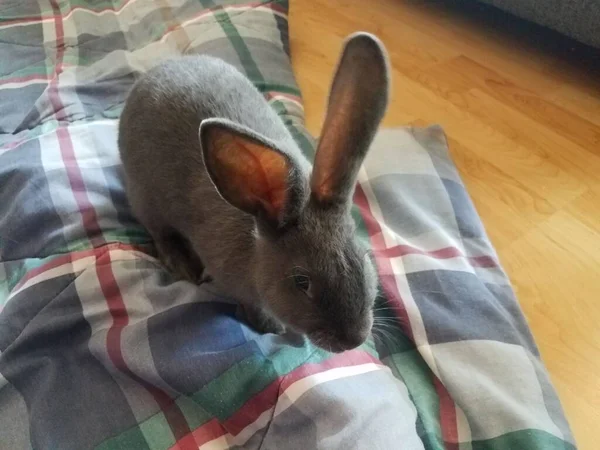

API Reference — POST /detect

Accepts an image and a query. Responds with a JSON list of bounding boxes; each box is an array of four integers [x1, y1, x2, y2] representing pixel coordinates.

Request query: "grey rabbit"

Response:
[[118, 32, 390, 352]]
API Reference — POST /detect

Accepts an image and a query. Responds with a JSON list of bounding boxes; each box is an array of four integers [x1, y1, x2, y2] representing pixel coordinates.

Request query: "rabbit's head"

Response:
[[200, 32, 390, 352]]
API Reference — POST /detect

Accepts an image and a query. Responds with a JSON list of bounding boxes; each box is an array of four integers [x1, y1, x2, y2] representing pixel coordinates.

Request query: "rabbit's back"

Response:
[[118, 55, 301, 232], [121, 55, 297, 153]]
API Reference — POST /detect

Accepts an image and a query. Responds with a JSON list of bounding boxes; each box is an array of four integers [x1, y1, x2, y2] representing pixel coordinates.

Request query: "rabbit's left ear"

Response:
[[311, 32, 390, 204], [200, 118, 304, 228]]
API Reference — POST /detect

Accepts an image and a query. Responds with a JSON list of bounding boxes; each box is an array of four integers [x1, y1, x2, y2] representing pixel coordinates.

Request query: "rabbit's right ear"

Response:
[[311, 32, 390, 204], [200, 118, 305, 229]]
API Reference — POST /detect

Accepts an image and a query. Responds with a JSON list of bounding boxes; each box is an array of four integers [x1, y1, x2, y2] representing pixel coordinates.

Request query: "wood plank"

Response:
[[424, 56, 600, 152], [549, 84, 600, 128], [504, 208, 600, 450], [447, 136, 557, 249], [390, 71, 588, 208]]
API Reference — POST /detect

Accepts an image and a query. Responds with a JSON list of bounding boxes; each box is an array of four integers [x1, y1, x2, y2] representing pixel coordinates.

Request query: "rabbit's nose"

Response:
[[344, 334, 366, 350], [333, 329, 368, 352], [336, 315, 373, 350]]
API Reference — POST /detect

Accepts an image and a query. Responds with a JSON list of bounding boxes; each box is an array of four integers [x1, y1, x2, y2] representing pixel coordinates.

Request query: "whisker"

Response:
[[372, 326, 403, 348], [372, 322, 402, 336], [373, 317, 401, 324], [371, 328, 395, 349], [374, 319, 396, 327], [373, 324, 400, 332], [372, 306, 398, 311], [372, 314, 401, 320], [371, 331, 385, 349]]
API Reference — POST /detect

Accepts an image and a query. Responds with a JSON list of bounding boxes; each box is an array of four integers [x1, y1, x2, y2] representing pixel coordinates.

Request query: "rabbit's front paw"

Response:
[[154, 231, 205, 283], [243, 306, 286, 335]]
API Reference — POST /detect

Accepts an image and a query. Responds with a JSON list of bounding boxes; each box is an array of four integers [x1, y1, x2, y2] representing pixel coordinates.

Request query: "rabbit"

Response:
[[118, 32, 390, 353]]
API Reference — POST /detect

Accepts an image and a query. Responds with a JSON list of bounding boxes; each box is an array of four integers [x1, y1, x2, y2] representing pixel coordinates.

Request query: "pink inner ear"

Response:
[[311, 83, 355, 201], [222, 138, 289, 219]]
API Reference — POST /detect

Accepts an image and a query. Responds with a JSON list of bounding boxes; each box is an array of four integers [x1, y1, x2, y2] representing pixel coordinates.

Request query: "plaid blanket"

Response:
[[0, 1, 576, 449]]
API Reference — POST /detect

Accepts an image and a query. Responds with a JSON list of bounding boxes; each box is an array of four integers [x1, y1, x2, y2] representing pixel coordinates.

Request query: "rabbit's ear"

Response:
[[200, 118, 302, 228], [311, 32, 390, 204]]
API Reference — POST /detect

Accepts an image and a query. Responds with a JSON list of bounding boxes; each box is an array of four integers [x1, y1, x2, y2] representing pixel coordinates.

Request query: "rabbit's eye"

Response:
[[293, 274, 311, 294]]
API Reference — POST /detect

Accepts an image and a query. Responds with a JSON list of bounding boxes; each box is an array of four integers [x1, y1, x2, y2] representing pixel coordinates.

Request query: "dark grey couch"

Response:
[[479, 0, 599, 48]]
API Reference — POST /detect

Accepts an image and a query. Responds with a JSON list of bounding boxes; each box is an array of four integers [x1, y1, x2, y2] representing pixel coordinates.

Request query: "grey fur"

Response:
[[118, 32, 390, 352]]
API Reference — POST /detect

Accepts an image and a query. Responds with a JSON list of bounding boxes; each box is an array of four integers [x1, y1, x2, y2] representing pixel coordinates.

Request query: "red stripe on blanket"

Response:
[[56, 127, 105, 243], [217, 0, 286, 14], [171, 351, 382, 447], [376, 244, 498, 268], [0, 17, 51, 28], [170, 418, 228, 450], [46, 5, 189, 446], [61, 0, 135, 19], [278, 351, 381, 393], [0, 65, 77, 87], [0, 0, 284, 29], [223, 372, 281, 437], [469, 254, 498, 268], [264, 91, 303, 104], [356, 183, 461, 449], [188, 419, 227, 448], [10, 243, 144, 293], [354, 185, 414, 340], [0, 0, 135, 28], [434, 377, 459, 450], [0, 74, 50, 86], [96, 249, 198, 450], [48, 0, 103, 248], [225, 350, 381, 436]]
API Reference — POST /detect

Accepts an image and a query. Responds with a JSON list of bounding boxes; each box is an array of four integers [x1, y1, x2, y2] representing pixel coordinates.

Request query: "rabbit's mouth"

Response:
[[306, 329, 368, 354]]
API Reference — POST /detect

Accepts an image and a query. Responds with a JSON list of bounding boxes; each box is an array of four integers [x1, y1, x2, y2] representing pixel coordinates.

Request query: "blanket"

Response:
[[0, 1, 576, 449]]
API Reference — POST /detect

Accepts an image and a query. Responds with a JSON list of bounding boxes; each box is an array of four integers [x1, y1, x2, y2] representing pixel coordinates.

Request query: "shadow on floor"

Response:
[[424, 0, 599, 81]]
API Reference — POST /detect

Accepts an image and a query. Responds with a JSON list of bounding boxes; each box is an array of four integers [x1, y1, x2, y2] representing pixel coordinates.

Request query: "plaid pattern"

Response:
[[0, 1, 575, 449]]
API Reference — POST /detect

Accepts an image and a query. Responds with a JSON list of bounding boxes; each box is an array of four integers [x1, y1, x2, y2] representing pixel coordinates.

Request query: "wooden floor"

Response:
[[290, 1, 599, 448]]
